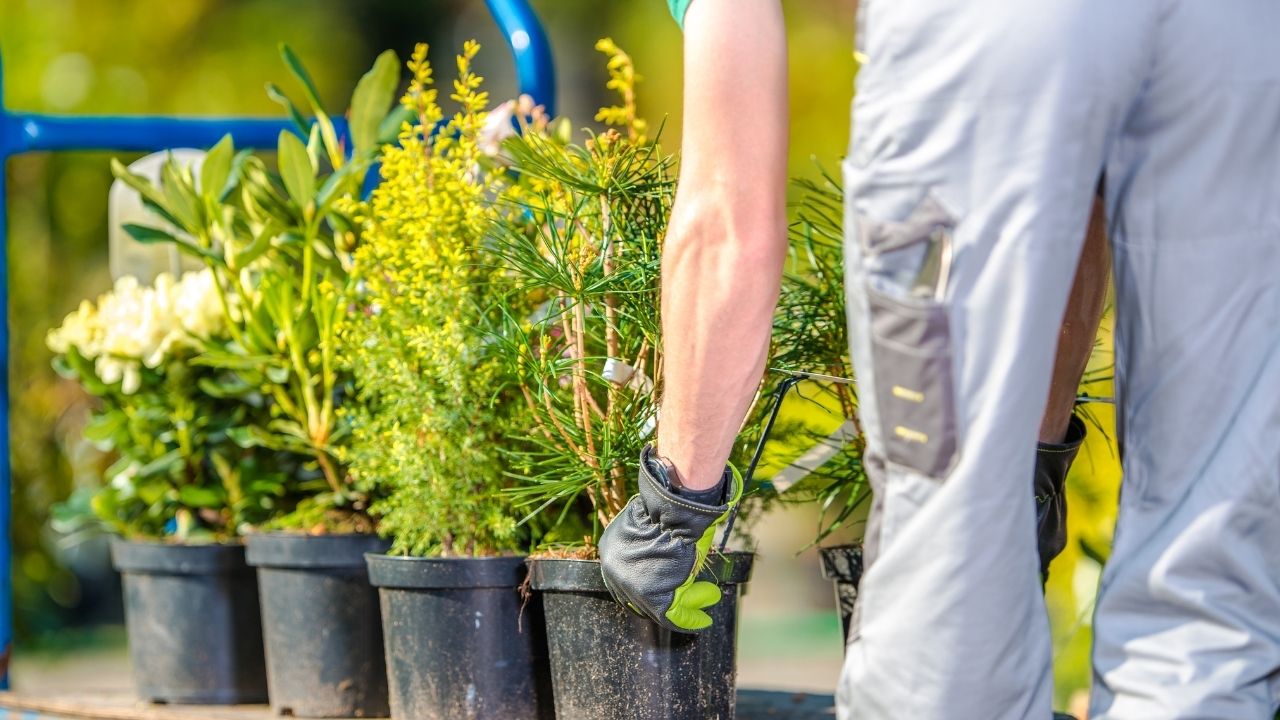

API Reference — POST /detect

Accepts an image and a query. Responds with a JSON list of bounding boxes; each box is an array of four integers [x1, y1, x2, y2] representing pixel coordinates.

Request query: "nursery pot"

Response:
[[366, 554, 554, 720], [110, 538, 267, 704], [818, 544, 863, 648], [528, 552, 754, 720], [246, 533, 392, 718]]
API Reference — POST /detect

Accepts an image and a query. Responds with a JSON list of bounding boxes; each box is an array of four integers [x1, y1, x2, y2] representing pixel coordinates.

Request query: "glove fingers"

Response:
[[664, 580, 722, 632], [681, 579, 723, 609]]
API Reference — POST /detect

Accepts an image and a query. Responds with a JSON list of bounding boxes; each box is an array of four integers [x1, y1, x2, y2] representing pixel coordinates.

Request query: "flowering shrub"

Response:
[[341, 42, 531, 556], [47, 271, 286, 541], [107, 46, 402, 534], [48, 271, 224, 394]]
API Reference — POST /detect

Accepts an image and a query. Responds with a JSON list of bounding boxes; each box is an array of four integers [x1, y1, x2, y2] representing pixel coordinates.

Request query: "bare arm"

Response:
[[656, 0, 789, 490]]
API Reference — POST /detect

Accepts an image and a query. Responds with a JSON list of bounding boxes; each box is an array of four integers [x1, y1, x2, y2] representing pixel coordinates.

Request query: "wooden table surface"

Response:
[[0, 689, 837, 720]]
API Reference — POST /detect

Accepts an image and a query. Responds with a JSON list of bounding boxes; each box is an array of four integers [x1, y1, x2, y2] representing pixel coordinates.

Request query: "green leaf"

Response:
[[377, 105, 415, 145], [197, 376, 254, 400], [200, 134, 234, 201], [178, 485, 225, 509], [227, 425, 294, 452], [124, 224, 223, 265], [171, 240, 226, 266], [110, 159, 167, 208], [83, 412, 126, 444], [279, 44, 343, 168], [193, 350, 285, 372], [266, 82, 309, 136], [306, 123, 323, 168], [278, 130, 316, 208], [265, 365, 290, 384], [229, 223, 276, 271], [138, 449, 183, 478], [349, 49, 400, 156], [122, 223, 178, 245], [227, 425, 262, 449], [315, 163, 358, 210], [279, 44, 324, 110], [135, 480, 168, 506], [223, 149, 254, 201], [160, 156, 202, 230]]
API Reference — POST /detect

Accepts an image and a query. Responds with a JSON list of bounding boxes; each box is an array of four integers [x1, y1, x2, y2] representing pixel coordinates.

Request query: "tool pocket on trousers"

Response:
[[858, 195, 959, 478]]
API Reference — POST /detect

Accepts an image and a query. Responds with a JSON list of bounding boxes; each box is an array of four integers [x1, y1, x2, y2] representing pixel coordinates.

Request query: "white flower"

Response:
[[478, 100, 517, 157], [47, 268, 229, 391], [173, 269, 225, 340], [46, 300, 99, 355]]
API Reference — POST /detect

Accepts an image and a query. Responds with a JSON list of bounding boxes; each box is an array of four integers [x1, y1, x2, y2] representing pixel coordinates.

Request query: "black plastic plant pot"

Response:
[[528, 553, 754, 720], [110, 538, 268, 705], [366, 554, 554, 720], [818, 544, 863, 649], [246, 533, 392, 718]]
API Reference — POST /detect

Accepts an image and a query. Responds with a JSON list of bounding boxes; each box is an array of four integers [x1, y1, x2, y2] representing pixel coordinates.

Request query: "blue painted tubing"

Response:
[[3, 114, 302, 153], [485, 0, 558, 116], [0, 0, 557, 689]]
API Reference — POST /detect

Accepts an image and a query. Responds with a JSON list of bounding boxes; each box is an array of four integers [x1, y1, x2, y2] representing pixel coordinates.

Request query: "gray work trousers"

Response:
[[838, 1, 1280, 718]]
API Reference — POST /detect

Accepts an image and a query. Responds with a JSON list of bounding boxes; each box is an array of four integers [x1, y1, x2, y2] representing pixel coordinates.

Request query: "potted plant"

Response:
[[487, 40, 753, 720], [107, 46, 405, 718], [344, 42, 552, 720], [774, 169, 873, 645], [47, 269, 279, 704]]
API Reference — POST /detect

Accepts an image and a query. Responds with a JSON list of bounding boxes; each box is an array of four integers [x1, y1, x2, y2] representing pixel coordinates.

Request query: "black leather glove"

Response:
[[599, 445, 743, 633], [1034, 415, 1085, 580]]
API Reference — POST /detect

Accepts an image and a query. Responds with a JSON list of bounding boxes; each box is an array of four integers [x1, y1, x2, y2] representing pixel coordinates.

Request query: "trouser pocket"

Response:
[[857, 194, 960, 478], [867, 291, 958, 477]]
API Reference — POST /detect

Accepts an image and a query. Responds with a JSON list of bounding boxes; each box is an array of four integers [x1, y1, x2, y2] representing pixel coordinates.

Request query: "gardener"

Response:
[[599, 1, 1280, 718]]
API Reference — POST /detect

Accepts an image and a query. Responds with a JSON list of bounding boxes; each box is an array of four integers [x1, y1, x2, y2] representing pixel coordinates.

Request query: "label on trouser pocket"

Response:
[[867, 289, 958, 478]]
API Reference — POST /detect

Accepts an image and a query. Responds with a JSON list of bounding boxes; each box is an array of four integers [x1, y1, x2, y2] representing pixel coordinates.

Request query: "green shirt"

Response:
[[668, 0, 692, 28]]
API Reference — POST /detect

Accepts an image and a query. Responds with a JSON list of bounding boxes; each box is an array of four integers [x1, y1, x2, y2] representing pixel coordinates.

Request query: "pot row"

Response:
[[110, 535, 767, 720]]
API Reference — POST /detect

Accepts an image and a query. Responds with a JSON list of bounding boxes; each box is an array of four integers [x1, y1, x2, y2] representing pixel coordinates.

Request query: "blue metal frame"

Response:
[[0, 0, 554, 687]]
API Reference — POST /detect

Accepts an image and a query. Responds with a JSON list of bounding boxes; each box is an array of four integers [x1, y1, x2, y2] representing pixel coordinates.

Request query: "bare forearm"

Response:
[[1040, 196, 1110, 443], [656, 0, 789, 489]]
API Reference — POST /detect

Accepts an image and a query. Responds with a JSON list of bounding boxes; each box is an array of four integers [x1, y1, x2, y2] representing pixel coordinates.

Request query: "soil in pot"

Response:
[[247, 533, 391, 718], [110, 538, 267, 704], [366, 554, 554, 720], [818, 544, 863, 649], [528, 552, 754, 720]]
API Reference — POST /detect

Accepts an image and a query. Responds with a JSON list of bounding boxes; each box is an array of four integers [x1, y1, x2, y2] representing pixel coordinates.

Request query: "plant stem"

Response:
[[315, 448, 343, 496], [601, 196, 621, 419], [205, 259, 247, 349]]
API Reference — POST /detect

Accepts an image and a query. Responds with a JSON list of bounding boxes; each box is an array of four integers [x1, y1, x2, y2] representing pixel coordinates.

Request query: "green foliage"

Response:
[[46, 273, 287, 541], [486, 41, 674, 548], [106, 46, 402, 533], [341, 42, 526, 557], [767, 167, 870, 546], [1, 0, 395, 642]]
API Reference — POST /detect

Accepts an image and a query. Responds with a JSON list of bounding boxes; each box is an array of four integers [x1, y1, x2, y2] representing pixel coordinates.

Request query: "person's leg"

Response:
[[837, 1, 1149, 717], [1089, 2, 1280, 717]]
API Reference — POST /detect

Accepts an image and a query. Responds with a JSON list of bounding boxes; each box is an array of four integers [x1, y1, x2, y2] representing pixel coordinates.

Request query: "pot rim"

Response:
[[817, 543, 863, 584], [365, 553, 529, 590], [246, 532, 391, 570], [110, 536, 248, 575], [527, 551, 754, 593]]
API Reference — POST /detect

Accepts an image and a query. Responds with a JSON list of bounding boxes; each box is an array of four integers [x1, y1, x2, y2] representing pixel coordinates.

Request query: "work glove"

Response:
[[599, 445, 743, 634], [1034, 415, 1085, 581]]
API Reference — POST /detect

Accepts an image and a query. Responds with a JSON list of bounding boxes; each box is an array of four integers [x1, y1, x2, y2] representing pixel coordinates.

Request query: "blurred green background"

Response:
[[1, 0, 1115, 712]]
